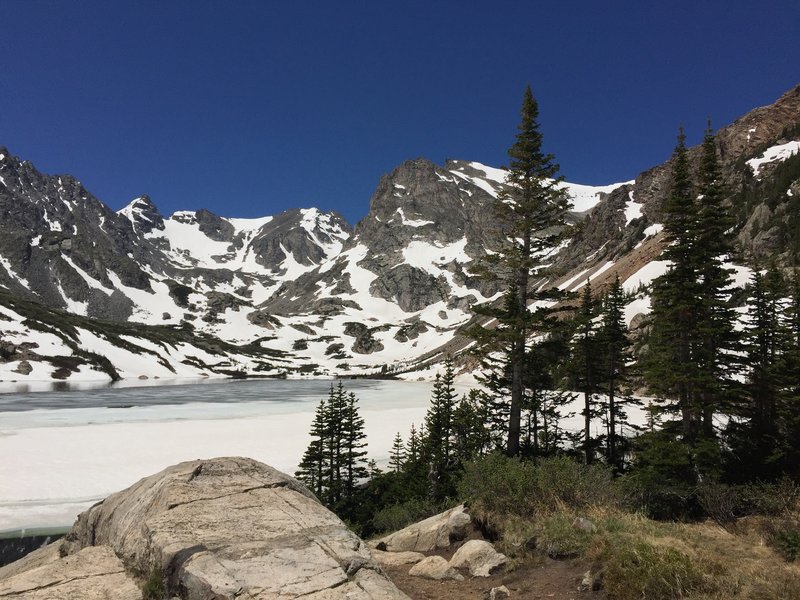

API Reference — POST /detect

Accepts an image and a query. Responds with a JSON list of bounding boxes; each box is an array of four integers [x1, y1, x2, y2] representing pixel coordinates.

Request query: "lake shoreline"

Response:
[[0, 528, 69, 568]]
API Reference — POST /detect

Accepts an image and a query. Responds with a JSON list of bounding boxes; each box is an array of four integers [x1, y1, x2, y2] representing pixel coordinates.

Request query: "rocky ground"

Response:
[[371, 504, 606, 600]]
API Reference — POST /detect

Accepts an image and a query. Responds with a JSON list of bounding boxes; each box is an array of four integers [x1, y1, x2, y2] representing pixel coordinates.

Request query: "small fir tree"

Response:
[[389, 432, 405, 473]]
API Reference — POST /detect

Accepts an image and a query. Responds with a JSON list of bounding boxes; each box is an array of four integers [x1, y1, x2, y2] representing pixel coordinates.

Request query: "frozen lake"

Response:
[[0, 378, 446, 532]]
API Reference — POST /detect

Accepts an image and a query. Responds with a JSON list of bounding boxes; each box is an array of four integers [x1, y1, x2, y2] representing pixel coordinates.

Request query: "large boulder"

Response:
[[449, 539, 507, 577], [374, 505, 472, 552], [1, 457, 409, 600]]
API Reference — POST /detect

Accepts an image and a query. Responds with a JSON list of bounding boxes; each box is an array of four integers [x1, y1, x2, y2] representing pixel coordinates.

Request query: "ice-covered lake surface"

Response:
[[0, 378, 445, 532]]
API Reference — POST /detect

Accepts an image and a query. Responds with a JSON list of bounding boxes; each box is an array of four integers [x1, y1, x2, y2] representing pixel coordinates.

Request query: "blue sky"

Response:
[[2, 1, 798, 224]]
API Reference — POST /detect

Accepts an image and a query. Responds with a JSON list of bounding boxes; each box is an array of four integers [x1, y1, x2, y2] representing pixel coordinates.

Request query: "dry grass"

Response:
[[588, 508, 800, 600], [482, 504, 800, 600]]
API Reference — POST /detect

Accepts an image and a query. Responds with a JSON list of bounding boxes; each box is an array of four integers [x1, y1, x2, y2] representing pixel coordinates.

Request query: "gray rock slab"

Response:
[[408, 556, 464, 581], [0, 545, 141, 599], [372, 549, 426, 567]]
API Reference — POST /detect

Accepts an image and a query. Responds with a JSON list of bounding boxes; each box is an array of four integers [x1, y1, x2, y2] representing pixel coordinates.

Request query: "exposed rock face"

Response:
[[1, 458, 409, 600], [249, 208, 351, 270], [375, 505, 472, 552]]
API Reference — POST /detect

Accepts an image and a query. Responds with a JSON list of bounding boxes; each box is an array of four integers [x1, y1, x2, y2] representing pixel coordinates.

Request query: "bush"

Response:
[[369, 498, 442, 535], [775, 530, 800, 562], [458, 453, 619, 519], [697, 482, 745, 525], [141, 568, 166, 600], [458, 453, 540, 517], [603, 541, 708, 600]]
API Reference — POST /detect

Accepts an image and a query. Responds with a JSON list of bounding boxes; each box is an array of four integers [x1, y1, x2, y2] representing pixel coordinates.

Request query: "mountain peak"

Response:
[[118, 195, 164, 234]]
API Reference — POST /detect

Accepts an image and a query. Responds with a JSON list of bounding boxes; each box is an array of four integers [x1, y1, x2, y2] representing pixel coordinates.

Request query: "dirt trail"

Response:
[[385, 549, 607, 600]]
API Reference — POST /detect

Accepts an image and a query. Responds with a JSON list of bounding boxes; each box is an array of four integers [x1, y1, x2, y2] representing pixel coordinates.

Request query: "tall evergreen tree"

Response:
[[569, 281, 603, 464], [295, 383, 368, 509], [693, 122, 738, 437], [645, 128, 703, 441], [341, 389, 369, 500], [451, 389, 491, 462], [471, 85, 571, 456], [295, 395, 328, 498], [423, 358, 459, 500], [727, 268, 792, 480], [598, 274, 636, 470]]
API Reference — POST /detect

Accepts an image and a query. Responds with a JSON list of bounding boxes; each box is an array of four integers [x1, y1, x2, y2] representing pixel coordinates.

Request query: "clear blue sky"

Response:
[[2, 1, 798, 225]]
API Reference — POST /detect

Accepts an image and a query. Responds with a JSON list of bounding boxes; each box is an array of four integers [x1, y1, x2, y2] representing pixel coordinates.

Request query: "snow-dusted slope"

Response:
[[451, 160, 632, 212]]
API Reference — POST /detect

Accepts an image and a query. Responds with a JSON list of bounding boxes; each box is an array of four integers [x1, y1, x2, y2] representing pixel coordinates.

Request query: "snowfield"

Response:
[[0, 378, 654, 532]]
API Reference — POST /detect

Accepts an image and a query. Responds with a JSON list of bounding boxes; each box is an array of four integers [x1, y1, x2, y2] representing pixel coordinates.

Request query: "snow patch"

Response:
[[746, 141, 800, 176], [643, 224, 663, 237], [624, 191, 643, 224], [622, 260, 671, 292], [62, 257, 114, 296], [0, 256, 31, 290], [395, 207, 434, 227]]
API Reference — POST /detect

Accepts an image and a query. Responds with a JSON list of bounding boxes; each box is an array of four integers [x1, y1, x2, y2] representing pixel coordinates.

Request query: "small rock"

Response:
[[372, 550, 425, 567], [449, 539, 507, 577], [489, 585, 511, 599], [408, 556, 464, 581], [578, 563, 604, 591], [572, 517, 596, 533]]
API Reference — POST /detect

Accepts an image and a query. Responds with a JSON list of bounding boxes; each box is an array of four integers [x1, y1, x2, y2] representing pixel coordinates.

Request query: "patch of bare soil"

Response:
[[385, 547, 607, 600]]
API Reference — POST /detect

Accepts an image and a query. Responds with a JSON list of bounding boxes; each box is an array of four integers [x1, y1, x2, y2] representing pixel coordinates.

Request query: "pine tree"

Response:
[[295, 395, 328, 498], [423, 358, 459, 500], [523, 321, 575, 458], [405, 424, 421, 463], [693, 122, 738, 437], [727, 268, 791, 480], [597, 275, 635, 470], [341, 389, 369, 500], [783, 272, 800, 473], [645, 128, 703, 441], [451, 389, 491, 462], [471, 85, 572, 456], [569, 281, 603, 464], [296, 383, 368, 510], [389, 432, 405, 473]]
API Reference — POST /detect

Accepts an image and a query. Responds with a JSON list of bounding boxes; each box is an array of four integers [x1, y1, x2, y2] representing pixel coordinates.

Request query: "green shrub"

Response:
[[141, 568, 166, 600], [458, 453, 619, 518], [458, 452, 540, 516], [603, 541, 707, 600], [370, 498, 441, 535], [775, 530, 800, 562]]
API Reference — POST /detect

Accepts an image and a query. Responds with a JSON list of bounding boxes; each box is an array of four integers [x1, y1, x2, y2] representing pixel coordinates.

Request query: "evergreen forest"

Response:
[[295, 88, 800, 581]]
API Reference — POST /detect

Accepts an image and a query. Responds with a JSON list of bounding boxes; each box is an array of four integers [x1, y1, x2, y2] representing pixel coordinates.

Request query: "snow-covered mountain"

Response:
[[1, 84, 798, 383]]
